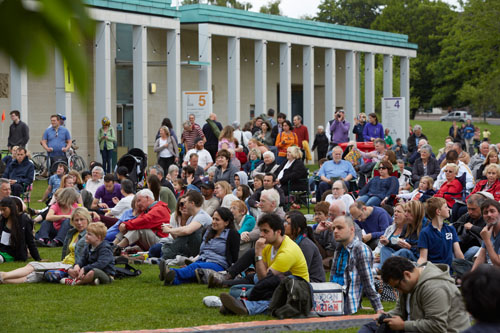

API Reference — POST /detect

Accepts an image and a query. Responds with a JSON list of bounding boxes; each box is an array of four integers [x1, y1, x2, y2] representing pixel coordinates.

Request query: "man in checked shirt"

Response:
[[330, 215, 383, 315]]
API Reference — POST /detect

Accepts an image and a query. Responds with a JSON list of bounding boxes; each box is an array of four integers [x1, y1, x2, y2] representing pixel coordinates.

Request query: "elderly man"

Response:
[[316, 146, 357, 202], [91, 174, 123, 211], [452, 142, 471, 165], [349, 201, 391, 250], [2, 147, 34, 196], [330, 216, 383, 315], [183, 137, 213, 171], [247, 173, 285, 210], [160, 191, 212, 260], [41, 114, 71, 168], [114, 189, 170, 252], [407, 124, 428, 154], [183, 153, 205, 180], [469, 141, 490, 174], [85, 166, 104, 197]]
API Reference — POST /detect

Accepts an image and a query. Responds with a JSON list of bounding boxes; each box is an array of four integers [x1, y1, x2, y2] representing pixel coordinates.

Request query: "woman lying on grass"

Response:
[[0, 207, 90, 284], [0, 197, 41, 264], [158, 207, 240, 286]]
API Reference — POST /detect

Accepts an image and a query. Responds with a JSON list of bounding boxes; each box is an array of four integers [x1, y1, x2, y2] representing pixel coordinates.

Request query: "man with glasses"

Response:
[[316, 146, 357, 202], [330, 216, 382, 315], [359, 256, 470, 332], [349, 201, 391, 250]]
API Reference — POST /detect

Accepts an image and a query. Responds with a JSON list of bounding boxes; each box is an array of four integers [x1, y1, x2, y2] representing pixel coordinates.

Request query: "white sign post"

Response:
[[382, 97, 407, 145], [182, 91, 212, 123]]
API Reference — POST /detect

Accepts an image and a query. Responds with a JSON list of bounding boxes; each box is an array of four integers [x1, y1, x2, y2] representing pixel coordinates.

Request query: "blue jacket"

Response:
[[362, 123, 384, 141], [2, 157, 34, 185], [77, 240, 116, 276]]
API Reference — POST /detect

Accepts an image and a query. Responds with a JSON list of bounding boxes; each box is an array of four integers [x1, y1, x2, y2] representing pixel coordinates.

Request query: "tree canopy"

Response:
[[259, 0, 281, 15], [316, 0, 385, 29]]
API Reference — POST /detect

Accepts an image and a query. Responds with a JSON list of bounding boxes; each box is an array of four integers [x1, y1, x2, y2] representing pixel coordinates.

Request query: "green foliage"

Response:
[[371, 0, 454, 110], [430, 0, 500, 114], [0, 0, 94, 97], [259, 0, 281, 15], [316, 0, 386, 29]]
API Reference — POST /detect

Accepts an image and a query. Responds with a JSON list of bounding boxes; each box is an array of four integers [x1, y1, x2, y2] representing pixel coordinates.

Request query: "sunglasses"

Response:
[[179, 202, 186, 207]]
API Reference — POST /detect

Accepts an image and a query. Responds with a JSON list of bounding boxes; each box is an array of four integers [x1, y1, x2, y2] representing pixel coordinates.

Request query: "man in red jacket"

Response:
[[114, 189, 170, 252]]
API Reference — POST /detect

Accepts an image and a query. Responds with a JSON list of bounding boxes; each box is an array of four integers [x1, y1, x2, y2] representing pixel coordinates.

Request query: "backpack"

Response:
[[114, 262, 142, 279], [268, 276, 312, 319]]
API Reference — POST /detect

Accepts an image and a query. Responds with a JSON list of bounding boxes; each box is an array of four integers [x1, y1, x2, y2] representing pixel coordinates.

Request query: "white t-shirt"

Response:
[[325, 193, 354, 213], [184, 149, 213, 169], [158, 138, 173, 158], [85, 179, 104, 197], [110, 195, 134, 219]]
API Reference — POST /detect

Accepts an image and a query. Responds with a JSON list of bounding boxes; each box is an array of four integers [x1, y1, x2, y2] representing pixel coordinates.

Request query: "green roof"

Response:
[[85, 0, 180, 18], [180, 5, 417, 50], [84, 1, 417, 50]]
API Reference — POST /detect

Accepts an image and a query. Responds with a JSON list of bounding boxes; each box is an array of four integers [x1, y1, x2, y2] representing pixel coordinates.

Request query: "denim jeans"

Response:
[[171, 261, 223, 285], [393, 248, 418, 261], [149, 243, 162, 258], [380, 246, 396, 266], [357, 195, 382, 207], [242, 299, 270, 315], [101, 146, 112, 173], [463, 246, 480, 261], [35, 218, 71, 244]]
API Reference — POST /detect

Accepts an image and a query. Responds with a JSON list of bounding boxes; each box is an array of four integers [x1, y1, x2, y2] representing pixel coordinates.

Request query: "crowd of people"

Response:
[[0, 108, 499, 332]]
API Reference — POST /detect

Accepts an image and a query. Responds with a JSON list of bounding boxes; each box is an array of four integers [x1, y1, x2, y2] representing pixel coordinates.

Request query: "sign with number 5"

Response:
[[182, 91, 212, 123]]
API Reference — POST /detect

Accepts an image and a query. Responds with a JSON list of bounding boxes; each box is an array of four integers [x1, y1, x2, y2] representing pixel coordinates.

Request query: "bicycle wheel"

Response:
[[70, 155, 86, 172], [32, 153, 48, 180]]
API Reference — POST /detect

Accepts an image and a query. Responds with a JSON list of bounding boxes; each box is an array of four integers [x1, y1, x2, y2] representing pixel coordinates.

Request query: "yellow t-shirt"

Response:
[[262, 235, 310, 282], [62, 232, 80, 265]]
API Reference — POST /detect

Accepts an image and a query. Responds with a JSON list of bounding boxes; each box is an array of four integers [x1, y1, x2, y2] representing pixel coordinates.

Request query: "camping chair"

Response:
[[286, 178, 310, 213]]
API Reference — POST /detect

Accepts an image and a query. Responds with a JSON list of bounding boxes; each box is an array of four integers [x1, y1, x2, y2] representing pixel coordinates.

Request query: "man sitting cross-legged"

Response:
[[113, 189, 170, 253], [160, 190, 212, 260], [219, 213, 309, 315]]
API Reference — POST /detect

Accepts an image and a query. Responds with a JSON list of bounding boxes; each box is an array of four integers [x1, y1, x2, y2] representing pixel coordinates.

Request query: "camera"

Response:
[[376, 313, 393, 333]]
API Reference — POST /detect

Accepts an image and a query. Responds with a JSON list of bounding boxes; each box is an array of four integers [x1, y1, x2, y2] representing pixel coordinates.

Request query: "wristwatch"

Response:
[[255, 255, 263, 262]]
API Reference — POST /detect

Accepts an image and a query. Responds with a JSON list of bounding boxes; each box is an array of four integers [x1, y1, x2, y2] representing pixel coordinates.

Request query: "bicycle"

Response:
[[31, 140, 87, 180]]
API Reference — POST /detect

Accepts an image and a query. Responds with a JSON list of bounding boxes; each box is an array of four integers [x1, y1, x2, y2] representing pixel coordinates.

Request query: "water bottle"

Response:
[[240, 287, 248, 301]]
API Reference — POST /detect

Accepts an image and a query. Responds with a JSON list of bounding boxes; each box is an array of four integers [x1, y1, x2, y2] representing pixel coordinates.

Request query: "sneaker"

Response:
[[112, 245, 123, 257], [203, 296, 222, 308], [93, 278, 100, 286], [60, 278, 77, 285], [47, 240, 61, 248], [163, 268, 176, 286], [195, 268, 216, 284], [208, 271, 230, 288], [35, 238, 47, 247], [0, 255, 4, 264], [219, 293, 248, 315]]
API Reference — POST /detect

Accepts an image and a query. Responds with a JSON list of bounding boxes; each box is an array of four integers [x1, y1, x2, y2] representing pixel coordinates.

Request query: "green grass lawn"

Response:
[[409, 119, 500, 153], [1, 180, 394, 332]]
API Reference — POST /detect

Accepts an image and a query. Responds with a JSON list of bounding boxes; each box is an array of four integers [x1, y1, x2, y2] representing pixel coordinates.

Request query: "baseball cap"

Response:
[[200, 181, 214, 190]]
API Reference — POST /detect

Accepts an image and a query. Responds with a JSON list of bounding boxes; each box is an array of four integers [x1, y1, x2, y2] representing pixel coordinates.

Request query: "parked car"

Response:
[[440, 110, 472, 122]]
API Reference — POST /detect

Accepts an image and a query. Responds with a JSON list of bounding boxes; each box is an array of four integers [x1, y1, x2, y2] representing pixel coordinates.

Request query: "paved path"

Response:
[[89, 314, 376, 332]]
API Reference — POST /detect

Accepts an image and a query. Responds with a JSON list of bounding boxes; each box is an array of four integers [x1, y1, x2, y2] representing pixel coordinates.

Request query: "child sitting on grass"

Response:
[[61, 222, 115, 285]]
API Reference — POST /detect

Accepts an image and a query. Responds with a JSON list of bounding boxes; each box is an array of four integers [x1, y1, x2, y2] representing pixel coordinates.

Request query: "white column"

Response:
[[167, 28, 181, 138], [325, 48, 336, 121], [10, 60, 28, 121], [254, 40, 267, 117], [94, 21, 112, 160], [303, 46, 314, 147], [400, 56, 410, 143], [365, 52, 375, 115], [198, 24, 212, 92], [227, 37, 240, 125], [345, 51, 356, 127], [133, 25, 148, 152], [383, 54, 393, 98], [55, 50, 72, 134], [279, 42, 291, 119]]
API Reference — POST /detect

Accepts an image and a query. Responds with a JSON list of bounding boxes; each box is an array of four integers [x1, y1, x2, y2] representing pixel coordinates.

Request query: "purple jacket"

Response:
[[363, 123, 384, 141], [330, 120, 350, 144]]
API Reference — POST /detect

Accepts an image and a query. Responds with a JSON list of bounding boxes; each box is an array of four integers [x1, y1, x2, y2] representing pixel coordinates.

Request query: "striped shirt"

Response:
[[330, 238, 383, 314], [181, 125, 205, 150]]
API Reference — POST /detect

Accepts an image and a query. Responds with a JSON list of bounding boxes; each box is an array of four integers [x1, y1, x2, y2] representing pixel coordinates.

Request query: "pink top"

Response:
[[50, 202, 79, 230]]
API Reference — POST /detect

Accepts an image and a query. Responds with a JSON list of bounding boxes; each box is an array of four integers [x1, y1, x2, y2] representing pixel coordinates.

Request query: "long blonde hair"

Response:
[[403, 201, 426, 238]]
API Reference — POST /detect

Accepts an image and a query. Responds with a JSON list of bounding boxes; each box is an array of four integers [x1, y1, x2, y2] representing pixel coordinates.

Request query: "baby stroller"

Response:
[[116, 148, 147, 189]]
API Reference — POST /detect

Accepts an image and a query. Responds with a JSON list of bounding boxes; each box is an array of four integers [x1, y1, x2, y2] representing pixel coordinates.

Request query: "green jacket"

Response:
[[389, 262, 470, 333], [98, 126, 117, 150]]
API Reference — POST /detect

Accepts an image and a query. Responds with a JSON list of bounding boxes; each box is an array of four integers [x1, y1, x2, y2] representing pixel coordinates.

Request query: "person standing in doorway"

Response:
[[98, 117, 117, 174]]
